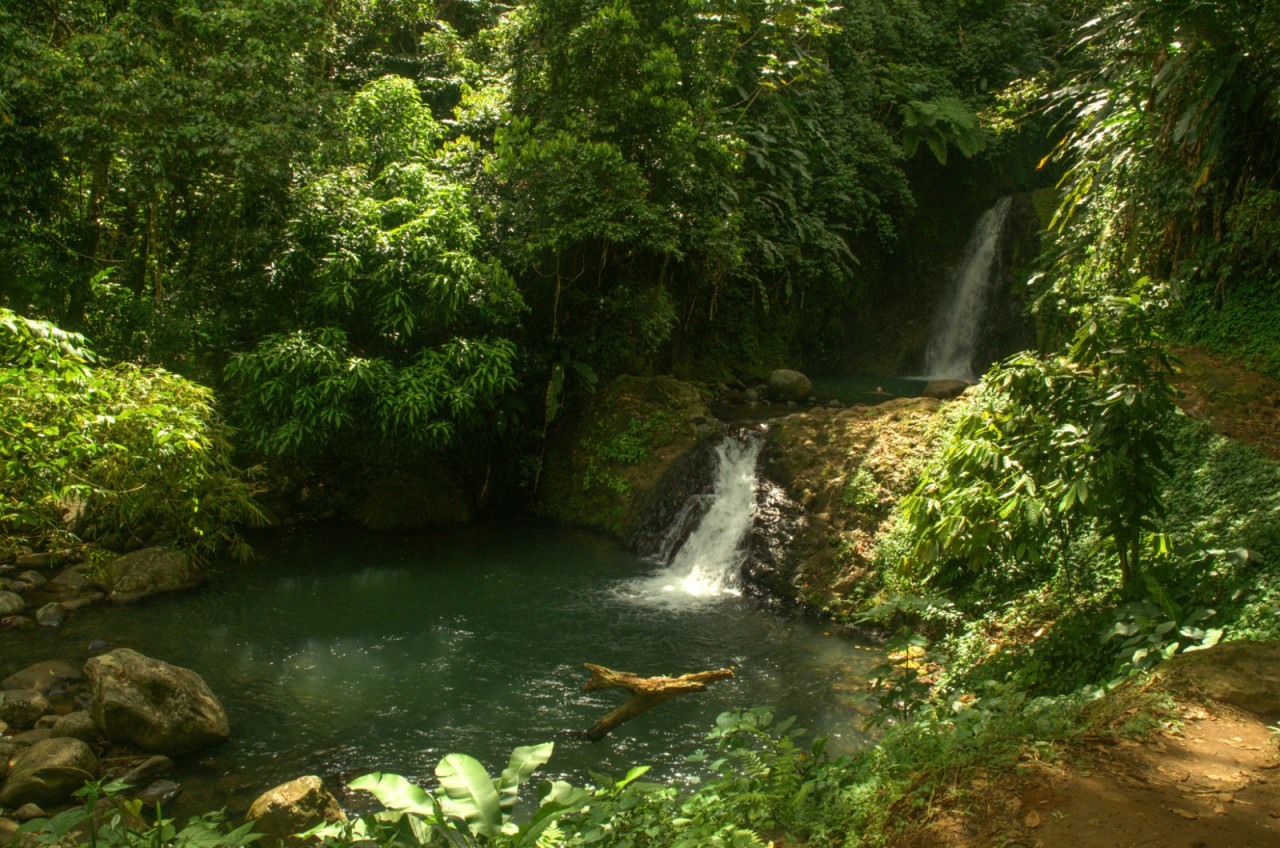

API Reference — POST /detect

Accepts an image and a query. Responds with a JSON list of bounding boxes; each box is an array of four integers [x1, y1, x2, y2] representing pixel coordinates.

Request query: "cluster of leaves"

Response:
[[306, 742, 588, 848], [0, 0, 337, 366], [223, 76, 522, 459], [1036, 0, 1280, 374], [1, 0, 1075, 479], [1, 309, 262, 557], [20, 778, 261, 848], [900, 283, 1177, 595]]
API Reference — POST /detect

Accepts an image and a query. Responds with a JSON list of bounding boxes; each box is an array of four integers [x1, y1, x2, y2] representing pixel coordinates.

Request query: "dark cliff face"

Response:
[[840, 191, 1043, 378]]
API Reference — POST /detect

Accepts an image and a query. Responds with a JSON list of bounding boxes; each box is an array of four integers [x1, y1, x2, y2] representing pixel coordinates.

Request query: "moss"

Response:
[[535, 375, 717, 539]]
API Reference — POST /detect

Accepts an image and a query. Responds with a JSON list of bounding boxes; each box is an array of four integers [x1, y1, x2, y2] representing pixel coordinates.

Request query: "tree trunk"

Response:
[[580, 663, 734, 741]]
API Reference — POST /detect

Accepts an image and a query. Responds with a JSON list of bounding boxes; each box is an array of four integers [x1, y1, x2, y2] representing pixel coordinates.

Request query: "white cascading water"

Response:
[[625, 433, 762, 604], [922, 197, 1013, 381]]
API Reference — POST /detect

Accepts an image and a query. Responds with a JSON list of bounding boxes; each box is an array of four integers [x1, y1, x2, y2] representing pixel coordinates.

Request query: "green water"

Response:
[[2, 522, 881, 813], [810, 375, 927, 407]]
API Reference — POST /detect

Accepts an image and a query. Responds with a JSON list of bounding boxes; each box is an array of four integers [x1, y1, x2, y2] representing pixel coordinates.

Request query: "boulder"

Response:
[[48, 711, 98, 744], [0, 691, 50, 729], [767, 369, 813, 402], [922, 379, 971, 400], [15, 573, 47, 589], [2, 661, 81, 695], [0, 616, 32, 631], [9, 730, 52, 747], [15, 553, 56, 569], [99, 548, 201, 603], [1164, 639, 1280, 715], [61, 593, 104, 611], [85, 649, 229, 754], [35, 604, 65, 628], [0, 738, 97, 807], [8, 805, 42, 823], [46, 568, 91, 594], [246, 776, 347, 839], [0, 593, 23, 617]]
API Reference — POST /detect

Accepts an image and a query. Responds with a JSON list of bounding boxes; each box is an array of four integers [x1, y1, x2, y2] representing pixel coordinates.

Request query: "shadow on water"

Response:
[[0, 521, 883, 816]]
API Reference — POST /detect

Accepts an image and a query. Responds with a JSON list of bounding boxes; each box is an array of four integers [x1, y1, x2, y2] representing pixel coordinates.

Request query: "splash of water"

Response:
[[923, 197, 1013, 381], [623, 433, 762, 605]]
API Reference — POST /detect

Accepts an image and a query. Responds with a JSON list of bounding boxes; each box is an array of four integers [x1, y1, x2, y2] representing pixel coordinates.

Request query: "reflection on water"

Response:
[[0, 522, 882, 814]]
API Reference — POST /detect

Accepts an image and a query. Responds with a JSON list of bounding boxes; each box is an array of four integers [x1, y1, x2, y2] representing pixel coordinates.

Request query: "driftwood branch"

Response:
[[581, 663, 735, 741]]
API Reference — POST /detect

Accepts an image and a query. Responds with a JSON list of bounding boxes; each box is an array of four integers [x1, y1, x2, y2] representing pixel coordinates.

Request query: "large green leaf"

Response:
[[436, 753, 502, 837], [349, 772, 434, 816], [497, 743, 554, 817]]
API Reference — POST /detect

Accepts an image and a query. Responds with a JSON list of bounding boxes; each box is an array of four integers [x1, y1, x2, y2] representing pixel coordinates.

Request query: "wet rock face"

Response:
[[751, 398, 943, 613], [537, 375, 721, 541], [2, 661, 80, 696], [246, 775, 348, 839], [0, 738, 98, 808], [84, 649, 230, 755], [1165, 640, 1280, 716], [100, 547, 201, 603], [741, 474, 808, 608], [628, 439, 721, 561], [48, 711, 97, 744]]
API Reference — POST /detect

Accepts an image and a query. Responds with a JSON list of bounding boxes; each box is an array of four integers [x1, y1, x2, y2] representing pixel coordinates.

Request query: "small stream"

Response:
[[0, 521, 882, 814]]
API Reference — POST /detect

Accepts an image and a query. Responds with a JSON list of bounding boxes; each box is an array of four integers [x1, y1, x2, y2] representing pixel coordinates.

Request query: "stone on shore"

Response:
[[85, 649, 229, 755], [246, 775, 348, 839], [0, 738, 98, 808], [99, 548, 201, 603]]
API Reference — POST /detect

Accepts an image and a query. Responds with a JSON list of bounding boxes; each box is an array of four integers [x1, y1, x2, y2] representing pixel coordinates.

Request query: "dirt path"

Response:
[[906, 701, 1280, 848], [1173, 347, 1280, 460]]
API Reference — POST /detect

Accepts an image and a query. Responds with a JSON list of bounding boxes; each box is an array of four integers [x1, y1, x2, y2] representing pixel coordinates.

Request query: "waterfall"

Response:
[[623, 432, 762, 604], [922, 197, 1013, 381]]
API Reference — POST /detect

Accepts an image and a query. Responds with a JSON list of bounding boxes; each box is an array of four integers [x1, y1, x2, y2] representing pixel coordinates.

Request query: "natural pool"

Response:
[[0, 522, 882, 814]]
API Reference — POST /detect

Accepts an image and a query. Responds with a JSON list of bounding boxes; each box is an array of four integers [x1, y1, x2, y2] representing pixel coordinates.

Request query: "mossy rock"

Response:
[[536, 376, 719, 540], [754, 397, 943, 612]]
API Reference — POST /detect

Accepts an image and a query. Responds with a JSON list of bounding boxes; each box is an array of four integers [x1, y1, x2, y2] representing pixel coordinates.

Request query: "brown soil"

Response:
[[902, 701, 1280, 848], [1173, 346, 1280, 460]]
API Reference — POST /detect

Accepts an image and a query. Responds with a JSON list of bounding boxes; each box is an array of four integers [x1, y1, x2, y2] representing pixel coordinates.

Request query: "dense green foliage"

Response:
[[901, 286, 1177, 592], [1, 309, 262, 558], [1035, 0, 1280, 373], [5, 0, 1280, 846], [1, 0, 1065, 468], [223, 75, 521, 458]]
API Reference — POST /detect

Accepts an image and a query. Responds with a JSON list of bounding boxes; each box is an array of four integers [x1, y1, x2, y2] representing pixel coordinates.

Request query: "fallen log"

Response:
[[581, 663, 735, 741]]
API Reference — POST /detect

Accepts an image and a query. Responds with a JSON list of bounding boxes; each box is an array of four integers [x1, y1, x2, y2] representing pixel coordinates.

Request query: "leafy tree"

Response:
[[901, 283, 1177, 592], [225, 76, 522, 458], [0, 309, 262, 558], [1038, 0, 1280, 370], [0, 0, 338, 367]]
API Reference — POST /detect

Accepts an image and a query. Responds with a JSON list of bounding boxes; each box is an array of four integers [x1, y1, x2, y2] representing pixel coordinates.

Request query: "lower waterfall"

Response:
[[624, 431, 763, 603]]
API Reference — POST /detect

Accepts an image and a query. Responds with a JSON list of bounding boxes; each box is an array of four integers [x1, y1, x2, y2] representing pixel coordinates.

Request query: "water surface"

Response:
[[2, 522, 880, 812]]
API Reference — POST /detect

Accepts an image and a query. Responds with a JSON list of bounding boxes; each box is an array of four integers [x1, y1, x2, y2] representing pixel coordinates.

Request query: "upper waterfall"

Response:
[[922, 197, 1013, 381]]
